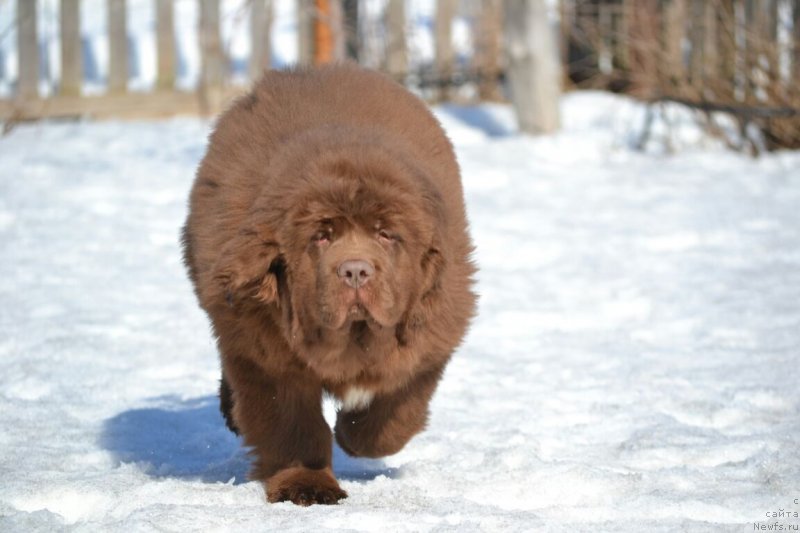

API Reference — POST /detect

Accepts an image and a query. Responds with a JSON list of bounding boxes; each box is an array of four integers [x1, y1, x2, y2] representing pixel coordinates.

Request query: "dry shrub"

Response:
[[564, 0, 800, 152]]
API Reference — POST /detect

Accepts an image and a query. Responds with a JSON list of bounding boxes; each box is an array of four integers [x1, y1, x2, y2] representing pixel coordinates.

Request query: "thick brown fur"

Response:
[[182, 63, 476, 506]]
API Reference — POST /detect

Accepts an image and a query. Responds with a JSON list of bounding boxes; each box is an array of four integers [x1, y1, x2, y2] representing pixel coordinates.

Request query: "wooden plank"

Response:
[[794, 0, 800, 84], [628, 0, 661, 97], [249, 0, 272, 80], [504, 0, 561, 134], [615, 0, 631, 70], [768, 0, 779, 40], [155, 0, 176, 90], [297, 1, 313, 65], [621, 0, 640, 81], [688, 0, 705, 89], [744, 0, 761, 99], [313, 0, 345, 64], [764, 0, 779, 79], [663, 0, 686, 82], [314, 0, 331, 63], [597, 2, 612, 73], [199, 0, 224, 92], [342, 0, 359, 60], [474, 0, 502, 100], [559, 0, 571, 76], [0, 87, 246, 122], [733, 0, 754, 103], [384, 0, 406, 80], [17, 0, 39, 99], [717, 0, 737, 99], [108, 0, 128, 93], [60, 0, 82, 97], [702, 0, 717, 85], [434, 0, 457, 100]]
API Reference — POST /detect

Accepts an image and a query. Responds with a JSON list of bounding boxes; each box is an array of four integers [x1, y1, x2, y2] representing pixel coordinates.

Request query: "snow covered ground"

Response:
[[1, 92, 799, 532]]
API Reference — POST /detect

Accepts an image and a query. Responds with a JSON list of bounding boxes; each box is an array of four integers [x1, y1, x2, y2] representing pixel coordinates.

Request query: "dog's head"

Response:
[[210, 144, 446, 374]]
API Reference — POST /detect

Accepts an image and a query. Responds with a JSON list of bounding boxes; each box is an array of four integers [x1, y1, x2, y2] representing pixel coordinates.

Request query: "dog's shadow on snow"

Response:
[[100, 395, 397, 485], [439, 104, 515, 138]]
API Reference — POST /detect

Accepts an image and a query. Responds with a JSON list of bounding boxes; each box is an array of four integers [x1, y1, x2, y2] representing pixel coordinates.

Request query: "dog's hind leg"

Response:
[[219, 374, 240, 435]]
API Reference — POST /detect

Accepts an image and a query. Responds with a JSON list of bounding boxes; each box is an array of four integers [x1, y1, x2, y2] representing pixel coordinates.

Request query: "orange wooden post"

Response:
[[313, 0, 343, 64], [314, 0, 333, 64]]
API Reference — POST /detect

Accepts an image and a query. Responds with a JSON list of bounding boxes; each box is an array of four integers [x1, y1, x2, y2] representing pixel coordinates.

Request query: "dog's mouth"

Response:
[[319, 284, 395, 332], [347, 303, 369, 321], [338, 289, 383, 325], [345, 303, 387, 332], [347, 306, 394, 353]]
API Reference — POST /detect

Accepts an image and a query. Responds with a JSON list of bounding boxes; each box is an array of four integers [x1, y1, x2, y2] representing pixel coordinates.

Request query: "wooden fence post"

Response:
[[614, 0, 630, 71], [504, 0, 561, 134], [108, 0, 128, 93], [757, 0, 779, 87], [716, 0, 736, 99], [735, 0, 749, 102], [688, 0, 705, 92], [434, 0, 456, 100], [663, 0, 686, 89], [794, 0, 800, 87], [199, 0, 224, 110], [250, 0, 273, 79], [155, 0, 176, 90], [313, 0, 345, 65], [474, 0, 503, 101], [559, 0, 572, 81], [702, 0, 717, 89], [342, 0, 359, 60], [314, 0, 333, 64], [384, 0, 407, 81], [628, 0, 661, 97], [743, 0, 757, 102], [60, 0, 82, 96], [298, 1, 313, 65], [597, 1, 612, 73], [17, 0, 39, 99]]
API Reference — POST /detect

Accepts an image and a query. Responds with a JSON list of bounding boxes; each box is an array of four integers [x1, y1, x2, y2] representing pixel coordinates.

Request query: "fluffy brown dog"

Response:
[[182, 64, 476, 505]]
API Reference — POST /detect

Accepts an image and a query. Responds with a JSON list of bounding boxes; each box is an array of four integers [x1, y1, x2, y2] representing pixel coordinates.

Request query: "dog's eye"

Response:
[[377, 230, 396, 244], [313, 230, 331, 244]]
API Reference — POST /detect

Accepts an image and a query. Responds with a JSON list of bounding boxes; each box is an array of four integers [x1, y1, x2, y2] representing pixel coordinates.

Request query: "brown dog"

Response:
[[182, 64, 476, 505]]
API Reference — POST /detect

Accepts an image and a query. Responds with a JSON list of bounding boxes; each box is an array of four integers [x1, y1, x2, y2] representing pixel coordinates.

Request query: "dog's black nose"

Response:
[[337, 260, 375, 288]]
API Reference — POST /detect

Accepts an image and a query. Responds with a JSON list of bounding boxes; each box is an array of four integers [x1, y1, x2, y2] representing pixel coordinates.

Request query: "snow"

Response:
[[1, 91, 800, 531]]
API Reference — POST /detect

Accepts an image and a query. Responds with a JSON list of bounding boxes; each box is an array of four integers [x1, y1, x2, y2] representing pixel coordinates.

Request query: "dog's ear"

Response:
[[209, 228, 281, 306], [420, 245, 445, 301], [397, 240, 446, 345]]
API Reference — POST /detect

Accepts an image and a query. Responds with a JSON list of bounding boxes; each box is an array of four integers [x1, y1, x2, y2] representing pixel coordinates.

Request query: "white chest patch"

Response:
[[340, 387, 374, 412]]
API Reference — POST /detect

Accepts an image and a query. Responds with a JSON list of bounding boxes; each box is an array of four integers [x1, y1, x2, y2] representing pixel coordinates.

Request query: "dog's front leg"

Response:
[[222, 355, 347, 505], [334, 363, 445, 458]]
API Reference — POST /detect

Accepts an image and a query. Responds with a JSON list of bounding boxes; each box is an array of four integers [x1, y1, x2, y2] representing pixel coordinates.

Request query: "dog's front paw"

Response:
[[266, 467, 347, 506]]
